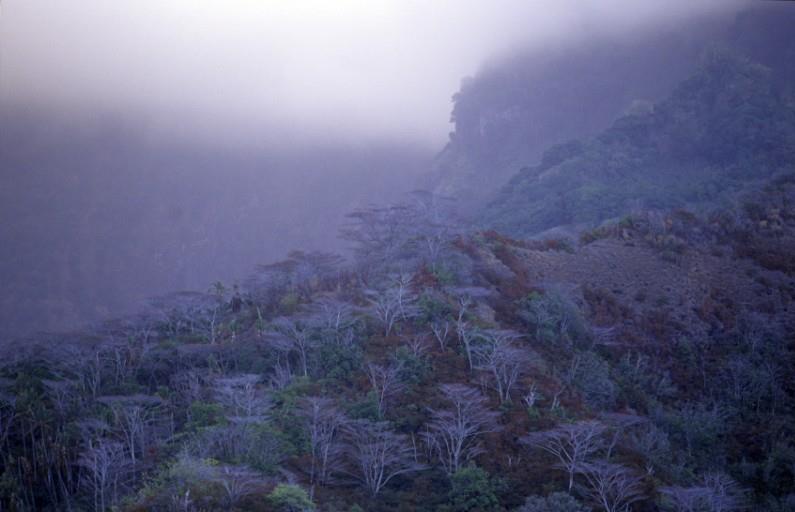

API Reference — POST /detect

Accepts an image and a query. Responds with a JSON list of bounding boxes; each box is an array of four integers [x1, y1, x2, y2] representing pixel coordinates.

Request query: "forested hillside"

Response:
[[1, 179, 793, 510], [1, 3, 794, 512], [430, 4, 795, 214], [482, 49, 795, 237]]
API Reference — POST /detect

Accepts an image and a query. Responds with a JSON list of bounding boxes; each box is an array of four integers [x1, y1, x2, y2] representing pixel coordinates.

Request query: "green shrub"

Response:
[[447, 467, 501, 512], [268, 483, 315, 511], [187, 401, 227, 430]]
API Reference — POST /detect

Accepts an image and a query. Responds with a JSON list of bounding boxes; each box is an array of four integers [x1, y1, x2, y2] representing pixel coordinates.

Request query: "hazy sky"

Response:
[[0, 0, 741, 147]]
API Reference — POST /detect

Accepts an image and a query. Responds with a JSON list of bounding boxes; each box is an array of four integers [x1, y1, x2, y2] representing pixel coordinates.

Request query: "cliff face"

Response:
[[481, 49, 795, 238], [426, 15, 731, 210], [430, 4, 795, 219]]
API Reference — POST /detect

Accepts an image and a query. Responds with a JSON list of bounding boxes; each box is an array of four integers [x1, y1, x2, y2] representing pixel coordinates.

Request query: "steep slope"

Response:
[[426, 11, 735, 208], [482, 49, 795, 238], [429, 3, 795, 213], [1, 179, 794, 511]]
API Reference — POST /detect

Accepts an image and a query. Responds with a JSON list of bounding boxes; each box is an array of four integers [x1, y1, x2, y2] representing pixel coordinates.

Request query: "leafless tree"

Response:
[[430, 319, 452, 351], [307, 297, 359, 346], [149, 291, 220, 341], [341, 204, 415, 277], [300, 397, 347, 489], [366, 362, 406, 418], [272, 317, 314, 377], [599, 413, 646, 461], [366, 274, 419, 336], [78, 438, 131, 512], [522, 382, 540, 410], [215, 465, 262, 508], [79, 349, 105, 400], [43, 378, 80, 420], [455, 296, 478, 370], [343, 419, 425, 496], [523, 420, 607, 492], [661, 473, 747, 512], [422, 384, 501, 475], [214, 374, 271, 422], [170, 370, 207, 410], [660, 486, 708, 512], [577, 461, 645, 512], [98, 394, 166, 466], [270, 362, 293, 390], [473, 329, 528, 404], [0, 394, 16, 450], [700, 473, 748, 512], [408, 191, 460, 271], [254, 251, 343, 301], [403, 334, 431, 358]]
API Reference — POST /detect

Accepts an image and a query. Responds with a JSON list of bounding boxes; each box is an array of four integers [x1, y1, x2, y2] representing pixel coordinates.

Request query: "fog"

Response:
[[0, 1, 747, 338], [1, 0, 740, 146]]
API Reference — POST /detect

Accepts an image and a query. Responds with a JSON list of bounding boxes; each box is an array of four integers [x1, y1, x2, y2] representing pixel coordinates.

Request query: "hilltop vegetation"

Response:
[[482, 49, 795, 238], [1, 179, 794, 510], [2, 5, 795, 512]]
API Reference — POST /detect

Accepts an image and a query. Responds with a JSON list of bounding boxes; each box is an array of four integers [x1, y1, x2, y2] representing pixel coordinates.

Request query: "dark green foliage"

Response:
[[394, 346, 430, 387], [187, 401, 227, 430], [518, 492, 590, 512], [347, 393, 381, 421], [567, 351, 618, 410], [313, 341, 363, 381], [446, 467, 501, 512], [268, 483, 315, 511], [517, 290, 586, 349]]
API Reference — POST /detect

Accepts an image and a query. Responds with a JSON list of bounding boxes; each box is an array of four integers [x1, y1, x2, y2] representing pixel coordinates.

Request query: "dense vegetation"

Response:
[[426, 15, 722, 207], [482, 49, 795, 238], [2, 5, 795, 512], [1, 177, 794, 510]]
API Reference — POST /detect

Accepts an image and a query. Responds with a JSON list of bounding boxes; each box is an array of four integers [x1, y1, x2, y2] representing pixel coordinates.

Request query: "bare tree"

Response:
[[422, 384, 501, 475], [700, 473, 748, 512], [473, 329, 528, 404], [170, 370, 206, 411], [366, 362, 406, 418], [254, 251, 343, 301], [577, 461, 645, 512], [80, 349, 105, 400], [214, 374, 271, 422], [215, 465, 262, 509], [661, 473, 748, 512], [366, 274, 419, 336], [270, 362, 293, 390], [430, 319, 452, 351], [660, 486, 708, 512], [455, 296, 478, 370], [300, 397, 347, 489], [341, 204, 415, 277], [343, 419, 425, 496], [599, 413, 646, 461], [272, 317, 314, 377], [0, 396, 15, 450], [149, 291, 220, 341], [307, 297, 359, 346], [98, 394, 166, 466], [409, 191, 460, 271], [523, 420, 606, 492], [522, 382, 540, 410], [78, 438, 131, 512], [403, 334, 431, 358]]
